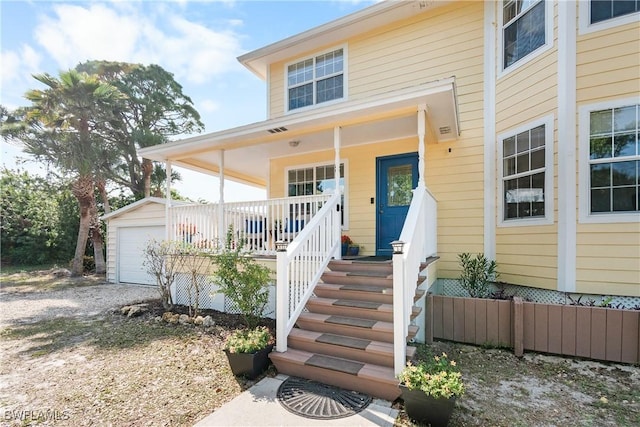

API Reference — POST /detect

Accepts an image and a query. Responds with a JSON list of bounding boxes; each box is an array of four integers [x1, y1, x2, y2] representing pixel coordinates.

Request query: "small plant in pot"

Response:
[[212, 226, 274, 378], [223, 326, 274, 379], [398, 352, 464, 427], [341, 235, 352, 256]]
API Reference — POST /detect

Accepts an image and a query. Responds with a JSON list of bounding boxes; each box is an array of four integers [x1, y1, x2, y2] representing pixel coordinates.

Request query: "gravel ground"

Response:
[[0, 271, 158, 327]]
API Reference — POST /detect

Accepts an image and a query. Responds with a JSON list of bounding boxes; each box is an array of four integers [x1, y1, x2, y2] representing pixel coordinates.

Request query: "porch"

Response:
[[139, 79, 455, 399]]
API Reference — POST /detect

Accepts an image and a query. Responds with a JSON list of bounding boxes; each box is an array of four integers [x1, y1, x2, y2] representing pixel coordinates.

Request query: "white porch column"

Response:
[[218, 150, 225, 240], [417, 104, 427, 188], [334, 126, 342, 260], [165, 160, 172, 241]]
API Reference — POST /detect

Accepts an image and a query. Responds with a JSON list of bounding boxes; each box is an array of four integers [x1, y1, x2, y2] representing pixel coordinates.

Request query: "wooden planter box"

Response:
[[426, 295, 640, 364]]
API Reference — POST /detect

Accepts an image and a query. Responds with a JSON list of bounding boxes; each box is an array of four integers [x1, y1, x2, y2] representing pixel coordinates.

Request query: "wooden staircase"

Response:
[[269, 258, 425, 401]]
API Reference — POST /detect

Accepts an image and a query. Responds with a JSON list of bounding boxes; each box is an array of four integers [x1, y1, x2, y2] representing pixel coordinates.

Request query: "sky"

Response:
[[0, 0, 374, 202]]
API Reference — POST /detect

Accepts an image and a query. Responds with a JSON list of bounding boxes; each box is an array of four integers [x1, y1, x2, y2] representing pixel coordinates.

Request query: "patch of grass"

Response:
[[0, 264, 60, 276], [1, 315, 198, 357]]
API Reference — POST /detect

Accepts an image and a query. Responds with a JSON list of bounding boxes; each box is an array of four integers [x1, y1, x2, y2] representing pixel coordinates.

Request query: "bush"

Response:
[[210, 226, 272, 329], [458, 253, 498, 299]]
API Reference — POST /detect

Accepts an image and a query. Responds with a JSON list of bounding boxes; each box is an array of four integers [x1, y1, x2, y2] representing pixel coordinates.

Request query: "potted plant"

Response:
[[398, 352, 464, 427], [341, 235, 352, 256], [211, 226, 274, 378], [223, 326, 274, 379]]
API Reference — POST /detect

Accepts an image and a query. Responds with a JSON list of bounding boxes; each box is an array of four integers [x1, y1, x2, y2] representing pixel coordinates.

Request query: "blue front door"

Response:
[[376, 153, 419, 256]]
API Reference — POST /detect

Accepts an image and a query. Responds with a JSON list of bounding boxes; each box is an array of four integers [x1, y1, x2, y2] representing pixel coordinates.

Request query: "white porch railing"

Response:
[[275, 192, 342, 352], [168, 194, 332, 254], [392, 184, 437, 375]]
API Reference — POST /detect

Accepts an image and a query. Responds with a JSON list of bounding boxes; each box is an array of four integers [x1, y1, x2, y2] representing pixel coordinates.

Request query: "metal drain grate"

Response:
[[277, 377, 372, 420]]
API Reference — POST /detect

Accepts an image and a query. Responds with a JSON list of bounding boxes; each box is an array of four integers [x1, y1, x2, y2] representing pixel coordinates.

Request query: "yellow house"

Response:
[[138, 0, 640, 399]]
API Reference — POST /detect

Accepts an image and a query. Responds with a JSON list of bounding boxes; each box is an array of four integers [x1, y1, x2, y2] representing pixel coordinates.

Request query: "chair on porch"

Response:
[[243, 218, 267, 250]]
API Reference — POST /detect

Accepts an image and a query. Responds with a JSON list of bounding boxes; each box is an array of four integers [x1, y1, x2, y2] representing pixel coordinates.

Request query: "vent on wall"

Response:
[[439, 126, 451, 135], [268, 126, 288, 134]]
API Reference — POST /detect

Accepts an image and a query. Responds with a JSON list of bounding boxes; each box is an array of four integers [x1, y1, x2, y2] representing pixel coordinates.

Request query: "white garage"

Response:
[[102, 197, 174, 285]]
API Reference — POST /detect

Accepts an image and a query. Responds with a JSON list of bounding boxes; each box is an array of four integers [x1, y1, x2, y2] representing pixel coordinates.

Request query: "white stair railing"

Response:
[[392, 184, 437, 375], [275, 192, 341, 352]]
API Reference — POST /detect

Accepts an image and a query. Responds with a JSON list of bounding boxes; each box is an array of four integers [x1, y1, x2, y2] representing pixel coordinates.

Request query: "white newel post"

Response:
[[334, 126, 342, 260], [218, 150, 225, 240], [391, 240, 406, 376], [417, 104, 426, 188], [165, 160, 172, 241], [275, 242, 288, 352]]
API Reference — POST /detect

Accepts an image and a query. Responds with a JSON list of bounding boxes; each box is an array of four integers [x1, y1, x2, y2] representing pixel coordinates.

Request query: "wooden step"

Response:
[[328, 259, 393, 274], [314, 283, 426, 304], [306, 297, 422, 323], [269, 348, 401, 401], [288, 328, 416, 367], [295, 312, 418, 343], [321, 271, 392, 287]]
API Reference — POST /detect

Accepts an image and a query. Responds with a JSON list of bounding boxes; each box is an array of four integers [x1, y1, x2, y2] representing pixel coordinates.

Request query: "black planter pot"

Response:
[[224, 344, 273, 379], [400, 384, 456, 427]]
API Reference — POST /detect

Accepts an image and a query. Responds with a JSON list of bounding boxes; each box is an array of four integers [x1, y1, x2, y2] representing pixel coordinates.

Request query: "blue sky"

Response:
[[0, 0, 373, 202]]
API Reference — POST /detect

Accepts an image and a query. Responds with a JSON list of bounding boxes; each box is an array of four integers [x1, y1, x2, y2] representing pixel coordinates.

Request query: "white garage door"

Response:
[[118, 226, 165, 285]]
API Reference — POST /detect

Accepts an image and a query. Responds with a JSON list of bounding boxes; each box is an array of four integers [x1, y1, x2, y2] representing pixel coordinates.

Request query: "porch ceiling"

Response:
[[139, 78, 459, 188]]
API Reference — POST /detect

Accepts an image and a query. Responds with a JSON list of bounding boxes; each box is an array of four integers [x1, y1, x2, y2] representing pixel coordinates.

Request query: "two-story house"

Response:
[[106, 0, 640, 399]]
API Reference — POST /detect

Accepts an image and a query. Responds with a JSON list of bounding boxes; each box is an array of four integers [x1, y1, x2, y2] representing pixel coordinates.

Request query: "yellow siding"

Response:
[[492, 3, 560, 291], [576, 19, 640, 297], [105, 203, 166, 283]]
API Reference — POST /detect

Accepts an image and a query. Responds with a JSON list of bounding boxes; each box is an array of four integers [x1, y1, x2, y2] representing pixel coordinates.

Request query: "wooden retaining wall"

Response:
[[426, 294, 640, 364]]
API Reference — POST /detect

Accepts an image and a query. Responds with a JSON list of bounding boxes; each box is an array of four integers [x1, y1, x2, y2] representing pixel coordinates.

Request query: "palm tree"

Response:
[[22, 70, 124, 275]]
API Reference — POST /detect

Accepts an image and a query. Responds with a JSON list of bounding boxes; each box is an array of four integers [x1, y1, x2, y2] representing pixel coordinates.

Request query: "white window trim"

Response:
[[578, 97, 640, 224], [579, 0, 640, 35], [498, 114, 555, 227], [284, 159, 349, 230], [498, 0, 554, 78], [283, 44, 348, 115]]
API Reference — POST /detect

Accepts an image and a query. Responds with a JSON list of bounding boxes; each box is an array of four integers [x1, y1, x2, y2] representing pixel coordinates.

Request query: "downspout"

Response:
[[218, 150, 225, 240], [334, 126, 342, 260]]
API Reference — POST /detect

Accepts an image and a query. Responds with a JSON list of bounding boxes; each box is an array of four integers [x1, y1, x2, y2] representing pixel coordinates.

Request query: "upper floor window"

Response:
[[588, 104, 639, 214], [502, 0, 546, 70], [287, 48, 344, 111], [590, 0, 640, 24], [498, 115, 554, 226]]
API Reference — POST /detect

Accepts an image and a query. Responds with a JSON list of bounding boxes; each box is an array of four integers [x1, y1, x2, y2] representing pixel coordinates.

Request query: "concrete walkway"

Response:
[[194, 375, 399, 427]]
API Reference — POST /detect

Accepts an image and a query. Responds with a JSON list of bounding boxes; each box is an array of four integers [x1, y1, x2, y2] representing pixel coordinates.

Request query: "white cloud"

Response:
[[199, 99, 220, 113], [0, 45, 42, 108], [32, 2, 244, 85]]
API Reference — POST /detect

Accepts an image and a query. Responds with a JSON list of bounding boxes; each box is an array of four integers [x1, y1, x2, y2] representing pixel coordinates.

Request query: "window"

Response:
[[287, 163, 346, 226], [590, 0, 640, 24], [498, 116, 554, 225], [502, 0, 546, 70], [287, 48, 344, 111], [587, 104, 639, 214]]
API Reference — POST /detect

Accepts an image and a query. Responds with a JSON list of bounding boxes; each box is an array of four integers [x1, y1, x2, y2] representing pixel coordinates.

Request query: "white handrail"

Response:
[[275, 192, 341, 352], [392, 184, 437, 375]]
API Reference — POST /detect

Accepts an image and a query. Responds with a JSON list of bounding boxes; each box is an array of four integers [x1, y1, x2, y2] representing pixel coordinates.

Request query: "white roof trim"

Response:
[[139, 77, 457, 162], [238, 0, 451, 79], [101, 197, 187, 221]]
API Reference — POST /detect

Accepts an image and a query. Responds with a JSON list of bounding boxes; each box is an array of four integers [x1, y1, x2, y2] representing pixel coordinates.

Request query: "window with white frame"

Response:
[[587, 103, 639, 214], [287, 163, 346, 225], [502, 0, 547, 70], [499, 117, 553, 224], [590, 0, 640, 24], [287, 48, 344, 111]]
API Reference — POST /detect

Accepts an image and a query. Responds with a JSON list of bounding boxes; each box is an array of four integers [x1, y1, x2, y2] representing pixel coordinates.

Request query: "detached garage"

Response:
[[103, 197, 175, 285]]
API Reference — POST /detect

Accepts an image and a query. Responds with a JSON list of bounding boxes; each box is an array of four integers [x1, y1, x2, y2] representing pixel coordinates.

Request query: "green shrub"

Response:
[[458, 253, 498, 299]]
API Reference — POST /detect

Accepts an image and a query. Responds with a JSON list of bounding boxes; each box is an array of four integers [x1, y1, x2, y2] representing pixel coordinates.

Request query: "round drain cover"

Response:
[[277, 376, 372, 420]]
